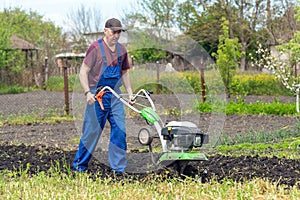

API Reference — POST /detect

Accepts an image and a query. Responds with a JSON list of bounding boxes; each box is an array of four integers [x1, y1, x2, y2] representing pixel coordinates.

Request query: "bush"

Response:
[[196, 99, 296, 116], [230, 74, 292, 96], [0, 84, 27, 94], [183, 72, 293, 96]]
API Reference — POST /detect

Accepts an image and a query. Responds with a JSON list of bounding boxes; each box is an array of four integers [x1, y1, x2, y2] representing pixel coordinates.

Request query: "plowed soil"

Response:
[[0, 91, 299, 187]]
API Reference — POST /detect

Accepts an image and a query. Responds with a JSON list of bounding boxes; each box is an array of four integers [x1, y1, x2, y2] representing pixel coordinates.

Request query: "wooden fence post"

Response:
[[63, 58, 69, 115]]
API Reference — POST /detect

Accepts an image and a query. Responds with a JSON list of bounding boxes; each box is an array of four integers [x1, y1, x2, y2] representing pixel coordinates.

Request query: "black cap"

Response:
[[105, 18, 126, 32]]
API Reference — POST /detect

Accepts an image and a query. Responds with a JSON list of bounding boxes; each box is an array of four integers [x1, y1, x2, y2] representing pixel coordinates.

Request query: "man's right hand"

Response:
[[86, 92, 96, 105]]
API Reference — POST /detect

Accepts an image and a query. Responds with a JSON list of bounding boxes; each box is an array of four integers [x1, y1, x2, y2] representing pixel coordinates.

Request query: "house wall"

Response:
[[270, 45, 299, 75]]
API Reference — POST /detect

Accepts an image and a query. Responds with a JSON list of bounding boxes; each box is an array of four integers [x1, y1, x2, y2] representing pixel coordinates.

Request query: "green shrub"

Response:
[[196, 99, 297, 116], [230, 74, 292, 96], [225, 101, 296, 115], [183, 72, 202, 94], [0, 84, 27, 94]]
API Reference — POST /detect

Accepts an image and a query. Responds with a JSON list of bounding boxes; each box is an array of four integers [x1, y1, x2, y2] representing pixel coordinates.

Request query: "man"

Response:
[[73, 18, 134, 173]]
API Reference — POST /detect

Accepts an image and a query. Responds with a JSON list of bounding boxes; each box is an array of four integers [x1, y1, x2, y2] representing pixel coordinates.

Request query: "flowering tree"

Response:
[[251, 1, 300, 112], [251, 40, 300, 112]]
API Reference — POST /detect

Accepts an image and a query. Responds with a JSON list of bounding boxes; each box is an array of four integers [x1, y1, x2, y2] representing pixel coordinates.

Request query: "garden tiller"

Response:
[[95, 86, 209, 174]]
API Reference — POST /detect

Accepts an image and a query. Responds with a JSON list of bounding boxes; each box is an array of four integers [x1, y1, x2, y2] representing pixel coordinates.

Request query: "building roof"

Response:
[[10, 34, 39, 50], [55, 52, 85, 59]]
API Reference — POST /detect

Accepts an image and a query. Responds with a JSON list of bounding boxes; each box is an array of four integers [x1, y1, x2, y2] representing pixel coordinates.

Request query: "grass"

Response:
[[0, 170, 299, 199]]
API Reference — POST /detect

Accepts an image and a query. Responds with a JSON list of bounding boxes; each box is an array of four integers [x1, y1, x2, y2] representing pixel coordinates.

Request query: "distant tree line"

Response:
[[0, 1, 299, 88], [123, 0, 299, 70], [0, 8, 67, 86]]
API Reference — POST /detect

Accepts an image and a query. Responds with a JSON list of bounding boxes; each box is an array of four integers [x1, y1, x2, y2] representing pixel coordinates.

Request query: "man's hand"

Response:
[[122, 70, 135, 105], [86, 92, 96, 105], [129, 94, 136, 105], [80, 63, 95, 105]]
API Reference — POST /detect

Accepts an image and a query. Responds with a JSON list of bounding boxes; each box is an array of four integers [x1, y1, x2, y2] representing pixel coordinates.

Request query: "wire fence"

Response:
[[0, 55, 208, 120]]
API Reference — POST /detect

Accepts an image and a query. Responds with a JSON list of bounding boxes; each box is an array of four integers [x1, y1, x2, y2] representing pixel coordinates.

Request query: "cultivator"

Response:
[[95, 86, 209, 175]]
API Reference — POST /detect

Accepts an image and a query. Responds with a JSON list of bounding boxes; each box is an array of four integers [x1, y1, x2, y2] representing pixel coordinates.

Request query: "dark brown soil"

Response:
[[0, 91, 299, 187]]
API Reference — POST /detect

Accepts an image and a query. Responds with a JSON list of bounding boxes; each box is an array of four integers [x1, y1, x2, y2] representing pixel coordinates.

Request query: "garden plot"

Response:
[[0, 91, 299, 188]]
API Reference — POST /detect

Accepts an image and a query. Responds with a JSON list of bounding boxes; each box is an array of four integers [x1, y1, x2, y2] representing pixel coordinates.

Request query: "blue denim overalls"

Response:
[[73, 39, 127, 172]]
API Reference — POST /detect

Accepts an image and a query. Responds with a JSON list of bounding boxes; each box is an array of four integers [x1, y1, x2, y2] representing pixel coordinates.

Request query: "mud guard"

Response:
[[157, 152, 208, 175]]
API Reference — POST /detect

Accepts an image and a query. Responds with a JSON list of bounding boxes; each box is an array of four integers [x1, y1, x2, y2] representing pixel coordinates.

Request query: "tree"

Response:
[[251, 0, 300, 111], [0, 7, 63, 86], [176, 0, 298, 71], [265, 0, 298, 45], [0, 9, 14, 68], [123, 0, 181, 64], [124, 0, 179, 40], [212, 18, 242, 98], [228, 0, 264, 71], [177, 0, 222, 54], [66, 3, 103, 49]]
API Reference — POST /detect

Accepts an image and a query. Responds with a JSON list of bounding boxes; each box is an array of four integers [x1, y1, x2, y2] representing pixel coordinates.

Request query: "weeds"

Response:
[[0, 170, 299, 199], [1, 108, 73, 126]]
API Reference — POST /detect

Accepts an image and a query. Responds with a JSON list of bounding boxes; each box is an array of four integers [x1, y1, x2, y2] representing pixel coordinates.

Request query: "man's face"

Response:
[[104, 28, 121, 46]]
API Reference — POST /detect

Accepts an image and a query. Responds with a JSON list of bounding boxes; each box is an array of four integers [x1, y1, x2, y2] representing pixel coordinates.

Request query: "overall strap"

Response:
[[117, 43, 122, 66], [97, 39, 107, 66], [98, 39, 121, 66]]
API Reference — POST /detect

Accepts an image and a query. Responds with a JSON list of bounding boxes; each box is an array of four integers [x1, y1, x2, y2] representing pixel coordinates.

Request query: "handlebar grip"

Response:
[[147, 90, 153, 95]]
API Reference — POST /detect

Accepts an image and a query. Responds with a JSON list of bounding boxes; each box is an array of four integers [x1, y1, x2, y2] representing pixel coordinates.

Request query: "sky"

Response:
[[1, 0, 137, 31]]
